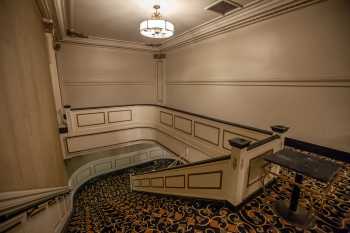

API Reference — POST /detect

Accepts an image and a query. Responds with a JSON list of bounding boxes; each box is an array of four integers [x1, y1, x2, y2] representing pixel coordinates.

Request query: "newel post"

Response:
[[271, 125, 289, 149], [228, 137, 252, 206]]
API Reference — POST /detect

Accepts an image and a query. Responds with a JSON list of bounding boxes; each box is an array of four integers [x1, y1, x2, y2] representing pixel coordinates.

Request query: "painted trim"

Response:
[[69, 147, 179, 194], [134, 178, 150, 187], [0, 186, 70, 222], [64, 81, 154, 86], [160, 0, 324, 50], [61, 36, 159, 52], [194, 121, 220, 146], [160, 111, 173, 127], [247, 135, 280, 151], [165, 175, 186, 188], [166, 79, 350, 88], [174, 115, 193, 135], [246, 150, 273, 187], [187, 171, 223, 189], [50, 0, 324, 52], [107, 110, 132, 123], [76, 112, 105, 127], [142, 155, 230, 175], [70, 104, 273, 135], [65, 126, 208, 160], [222, 129, 257, 150], [150, 177, 165, 188]]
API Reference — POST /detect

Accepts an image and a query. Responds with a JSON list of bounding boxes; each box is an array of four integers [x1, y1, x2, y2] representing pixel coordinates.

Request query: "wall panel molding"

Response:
[[187, 171, 223, 189], [174, 115, 193, 135], [194, 121, 220, 146], [165, 175, 186, 188], [76, 112, 105, 127], [167, 79, 350, 88], [64, 82, 154, 86], [68, 146, 179, 193], [160, 111, 174, 127], [107, 110, 132, 123], [150, 177, 165, 188]]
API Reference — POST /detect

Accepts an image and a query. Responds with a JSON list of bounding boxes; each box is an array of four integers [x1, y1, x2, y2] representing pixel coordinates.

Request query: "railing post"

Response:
[[229, 137, 252, 206], [270, 125, 289, 149]]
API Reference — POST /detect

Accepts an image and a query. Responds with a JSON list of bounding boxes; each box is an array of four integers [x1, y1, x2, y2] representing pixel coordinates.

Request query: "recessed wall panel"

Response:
[[174, 115, 192, 135], [194, 122, 220, 145], [108, 110, 132, 123], [94, 161, 113, 174], [165, 175, 185, 188], [151, 177, 164, 188], [188, 171, 222, 189], [76, 112, 105, 127], [160, 111, 173, 127]]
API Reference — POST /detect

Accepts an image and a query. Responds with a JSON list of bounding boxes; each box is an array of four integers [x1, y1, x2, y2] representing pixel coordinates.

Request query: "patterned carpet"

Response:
[[66, 153, 350, 233]]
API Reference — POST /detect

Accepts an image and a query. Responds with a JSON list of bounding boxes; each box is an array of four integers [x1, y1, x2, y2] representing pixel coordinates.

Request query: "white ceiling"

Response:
[[66, 0, 255, 44]]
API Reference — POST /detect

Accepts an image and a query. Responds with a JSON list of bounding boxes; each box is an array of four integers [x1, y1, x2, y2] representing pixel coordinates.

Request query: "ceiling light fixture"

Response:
[[140, 5, 175, 39]]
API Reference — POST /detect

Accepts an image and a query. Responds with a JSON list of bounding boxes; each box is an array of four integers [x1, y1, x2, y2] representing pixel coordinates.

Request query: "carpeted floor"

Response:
[[66, 153, 350, 233]]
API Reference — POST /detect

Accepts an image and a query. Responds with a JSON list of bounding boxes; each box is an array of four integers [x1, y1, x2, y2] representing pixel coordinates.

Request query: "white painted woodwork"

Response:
[[188, 171, 222, 189], [160, 112, 173, 127], [174, 116, 192, 135], [131, 136, 282, 206], [64, 105, 272, 159], [94, 161, 113, 174], [0, 187, 71, 233], [165, 176, 185, 188], [108, 110, 132, 123], [68, 146, 179, 193], [194, 122, 220, 145], [77, 112, 105, 127], [151, 177, 164, 188]]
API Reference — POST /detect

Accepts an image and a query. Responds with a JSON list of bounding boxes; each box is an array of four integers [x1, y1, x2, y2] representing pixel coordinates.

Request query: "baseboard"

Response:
[[285, 137, 350, 163]]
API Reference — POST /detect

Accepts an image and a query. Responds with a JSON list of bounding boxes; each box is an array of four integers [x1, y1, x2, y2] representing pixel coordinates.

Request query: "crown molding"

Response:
[[61, 36, 160, 52], [50, 0, 323, 52], [160, 0, 324, 51], [51, 0, 160, 51]]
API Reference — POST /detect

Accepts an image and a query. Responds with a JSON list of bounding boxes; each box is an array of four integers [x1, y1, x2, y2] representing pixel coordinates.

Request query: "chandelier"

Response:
[[140, 5, 175, 39]]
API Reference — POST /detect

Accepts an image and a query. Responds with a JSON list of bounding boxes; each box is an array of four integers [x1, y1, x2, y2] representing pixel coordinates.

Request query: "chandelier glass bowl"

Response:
[[140, 5, 175, 39]]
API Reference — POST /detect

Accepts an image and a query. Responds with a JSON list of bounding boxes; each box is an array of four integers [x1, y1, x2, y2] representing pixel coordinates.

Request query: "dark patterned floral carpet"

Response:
[[66, 153, 350, 233]]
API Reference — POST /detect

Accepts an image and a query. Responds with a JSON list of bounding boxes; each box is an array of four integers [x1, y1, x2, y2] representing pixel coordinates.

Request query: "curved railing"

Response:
[[58, 104, 288, 206], [60, 104, 275, 162], [0, 187, 71, 233], [68, 145, 181, 195]]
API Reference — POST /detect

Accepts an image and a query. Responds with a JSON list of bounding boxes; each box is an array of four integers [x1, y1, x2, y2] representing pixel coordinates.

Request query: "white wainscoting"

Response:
[[69, 146, 180, 193], [65, 105, 272, 161]]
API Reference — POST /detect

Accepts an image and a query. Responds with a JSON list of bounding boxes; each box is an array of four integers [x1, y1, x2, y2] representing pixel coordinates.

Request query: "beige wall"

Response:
[[165, 0, 350, 152], [57, 43, 158, 108], [0, 0, 67, 192]]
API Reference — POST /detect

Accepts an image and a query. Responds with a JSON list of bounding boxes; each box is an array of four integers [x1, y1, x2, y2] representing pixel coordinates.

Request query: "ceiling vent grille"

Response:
[[206, 0, 241, 15]]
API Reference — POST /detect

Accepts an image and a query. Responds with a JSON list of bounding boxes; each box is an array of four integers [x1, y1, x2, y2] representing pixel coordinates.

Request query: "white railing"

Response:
[[131, 133, 283, 206], [0, 187, 71, 233], [61, 104, 274, 162], [68, 145, 181, 194]]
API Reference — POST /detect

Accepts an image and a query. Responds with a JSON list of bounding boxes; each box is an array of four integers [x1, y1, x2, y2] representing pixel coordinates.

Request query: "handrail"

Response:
[[247, 134, 280, 151], [0, 188, 70, 224], [69, 104, 274, 135], [136, 154, 231, 175]]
